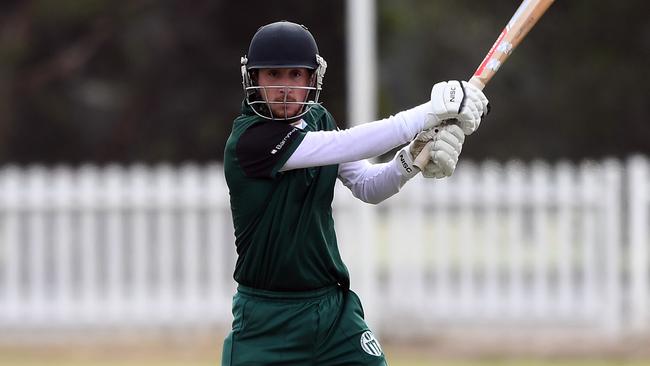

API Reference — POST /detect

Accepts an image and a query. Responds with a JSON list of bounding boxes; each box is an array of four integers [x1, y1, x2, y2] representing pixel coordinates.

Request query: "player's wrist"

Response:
[[394, 146, 419, 180]]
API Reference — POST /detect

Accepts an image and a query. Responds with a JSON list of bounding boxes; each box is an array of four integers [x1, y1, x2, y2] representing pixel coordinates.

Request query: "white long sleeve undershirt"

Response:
[[280, 102, 429, 204], [281, 102, 429, 170], [337, 158, 412, 204]]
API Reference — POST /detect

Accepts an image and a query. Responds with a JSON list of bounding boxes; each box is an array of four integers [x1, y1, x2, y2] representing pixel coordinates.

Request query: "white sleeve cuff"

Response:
[[394, 146, 419, 180], [337, 147, 420, 205]]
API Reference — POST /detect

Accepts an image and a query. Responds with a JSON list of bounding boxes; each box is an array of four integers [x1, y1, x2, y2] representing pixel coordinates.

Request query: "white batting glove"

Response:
[[457, 81, 489, 135], [409, 124, 465, 179], [427, 80, 490, 135]]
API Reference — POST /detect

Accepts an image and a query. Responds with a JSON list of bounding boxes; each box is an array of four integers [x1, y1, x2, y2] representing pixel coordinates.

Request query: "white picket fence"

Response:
[[0, 157, 649, 338]]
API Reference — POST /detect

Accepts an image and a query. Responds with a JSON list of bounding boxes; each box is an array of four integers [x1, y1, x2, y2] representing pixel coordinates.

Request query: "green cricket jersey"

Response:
[[223, 102, 350, 291]]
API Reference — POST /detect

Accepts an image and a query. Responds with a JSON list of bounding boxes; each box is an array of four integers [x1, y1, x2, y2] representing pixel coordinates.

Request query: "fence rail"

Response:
[[0, 157, 648, 337]]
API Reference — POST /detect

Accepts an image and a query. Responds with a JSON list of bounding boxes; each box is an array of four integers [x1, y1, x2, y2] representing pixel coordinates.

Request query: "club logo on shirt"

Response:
[[360, 331, 383, 357], [271, 128, 298, 155]]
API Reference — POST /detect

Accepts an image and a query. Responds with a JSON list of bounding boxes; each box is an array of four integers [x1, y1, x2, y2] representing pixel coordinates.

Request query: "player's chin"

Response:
[[271, 106, 302, 119]]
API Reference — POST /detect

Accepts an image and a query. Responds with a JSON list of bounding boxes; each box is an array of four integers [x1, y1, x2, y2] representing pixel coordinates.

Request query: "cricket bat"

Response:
[[413, 0, 556, 170]]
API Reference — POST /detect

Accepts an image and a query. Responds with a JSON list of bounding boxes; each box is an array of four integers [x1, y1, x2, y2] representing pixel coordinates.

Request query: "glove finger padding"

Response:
[[430, 132, 463, 176], [432, 138, 460, 163], [463, 81, 490, 117], [431, 149, 457, 177], [421, 124, 465, 179], [457, 101, 481, 135], [456, 81, 490, 135], [437, 124, 465, 149], [422, 162, 445, 179]]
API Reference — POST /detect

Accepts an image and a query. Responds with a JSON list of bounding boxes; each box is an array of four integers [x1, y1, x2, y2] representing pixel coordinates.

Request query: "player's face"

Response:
[[256, 68, 311, 119]]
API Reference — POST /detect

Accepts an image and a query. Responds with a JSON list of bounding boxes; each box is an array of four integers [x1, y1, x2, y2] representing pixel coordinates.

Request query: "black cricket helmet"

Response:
[[241, 21, 327, 121]]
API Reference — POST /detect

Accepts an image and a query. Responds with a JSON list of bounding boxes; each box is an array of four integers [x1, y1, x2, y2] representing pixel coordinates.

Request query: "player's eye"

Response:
[[267, 70, 279, 77], [291, 70, 302, 78]]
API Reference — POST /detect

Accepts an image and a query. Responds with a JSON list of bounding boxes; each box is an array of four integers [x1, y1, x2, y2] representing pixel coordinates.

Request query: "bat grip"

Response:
[[413, 141, 434, 170], [468, 75, 486, 91], [413, 126, 447, 170]]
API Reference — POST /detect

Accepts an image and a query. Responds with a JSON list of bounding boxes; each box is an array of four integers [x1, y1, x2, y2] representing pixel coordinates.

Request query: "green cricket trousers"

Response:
[[221, 285, 388, 365]]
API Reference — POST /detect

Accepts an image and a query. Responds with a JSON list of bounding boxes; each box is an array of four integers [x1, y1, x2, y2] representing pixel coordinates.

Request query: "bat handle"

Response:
[[468, 75, 486, 91], [413, 124, 448, 170], [413, 143, 432, 171]]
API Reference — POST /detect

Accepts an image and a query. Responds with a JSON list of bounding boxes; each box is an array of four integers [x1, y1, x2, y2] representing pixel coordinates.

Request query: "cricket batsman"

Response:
[[222, 21, 489, 365]]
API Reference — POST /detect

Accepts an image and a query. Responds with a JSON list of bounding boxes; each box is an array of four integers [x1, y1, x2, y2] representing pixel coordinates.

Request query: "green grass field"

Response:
[[2, 359, 650, 366], [2, 347, 650, 366], [1, 338, 649, 366]]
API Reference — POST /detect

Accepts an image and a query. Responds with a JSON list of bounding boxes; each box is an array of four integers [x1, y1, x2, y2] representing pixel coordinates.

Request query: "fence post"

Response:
[[505, 161, 525, 319], [454, 163, 477, 318], [79, 165, 101, 324], [602, 159, 622, 335], [430, 173, 453, 318], [629, 156, 648, 333], [481, 161, 500, 319], [555, 161, 575, 317], [0, 167, 21, 326], [179, 164, 202, 324], [52, 166, 74, 325], [579, 162, 598, 319], [104, 165, 126, 325], [24, 166, 48, 324], [531, 161, 551, 318], [388, 175, 426, 318], [205, 163, 234, 322]]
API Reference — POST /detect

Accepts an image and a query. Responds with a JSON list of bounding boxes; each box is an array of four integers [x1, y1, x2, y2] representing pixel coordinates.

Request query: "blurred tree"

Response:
[[0, 0, 648, 164], [378, 0, 650, 161], [0, 0, 345, 164]]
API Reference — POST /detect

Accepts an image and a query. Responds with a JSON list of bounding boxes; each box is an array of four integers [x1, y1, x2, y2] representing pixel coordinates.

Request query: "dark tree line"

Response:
[[380, 0, 650, 161], [0, 0, 647, 165]]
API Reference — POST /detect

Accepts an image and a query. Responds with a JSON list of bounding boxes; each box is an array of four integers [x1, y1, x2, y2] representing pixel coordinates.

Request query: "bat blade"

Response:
[[413, 0, 555, 171], [470, 0, 556, 91]]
